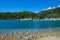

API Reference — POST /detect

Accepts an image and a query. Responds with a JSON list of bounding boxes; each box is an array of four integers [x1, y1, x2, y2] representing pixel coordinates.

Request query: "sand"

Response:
[[0, 32, 60, 40]]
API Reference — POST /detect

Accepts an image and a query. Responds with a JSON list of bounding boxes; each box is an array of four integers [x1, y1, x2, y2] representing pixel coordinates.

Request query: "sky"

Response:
[[0, 0, 60, 12]]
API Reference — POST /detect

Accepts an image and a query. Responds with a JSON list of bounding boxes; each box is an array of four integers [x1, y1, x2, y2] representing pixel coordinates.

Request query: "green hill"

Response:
[[37, 7, 60, 19], [0, 7, 60, 19], [0, 11, 39, 19]]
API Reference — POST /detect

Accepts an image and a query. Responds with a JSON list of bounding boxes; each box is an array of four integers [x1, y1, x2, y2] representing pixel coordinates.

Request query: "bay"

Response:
[[0, 20, 60, 33]]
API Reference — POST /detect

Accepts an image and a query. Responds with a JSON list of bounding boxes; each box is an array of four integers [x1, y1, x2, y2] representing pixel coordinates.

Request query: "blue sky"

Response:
[[0, 0, 60, 12]]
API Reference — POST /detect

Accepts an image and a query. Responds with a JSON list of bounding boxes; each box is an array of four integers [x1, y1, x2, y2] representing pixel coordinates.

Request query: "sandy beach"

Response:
[[0, 31, 60, 40]]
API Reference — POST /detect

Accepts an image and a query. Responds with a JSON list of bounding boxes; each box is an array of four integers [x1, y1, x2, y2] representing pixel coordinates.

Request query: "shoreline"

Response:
[[0, 28, 60, 40], [0, 28, 60, 34], [0, 18, 60, 21], [19, 18, 60, 21], [0, 31, 60, 40]]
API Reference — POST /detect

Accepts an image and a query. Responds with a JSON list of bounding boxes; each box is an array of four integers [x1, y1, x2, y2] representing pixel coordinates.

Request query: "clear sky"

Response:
[[0, 0, 60, 12]]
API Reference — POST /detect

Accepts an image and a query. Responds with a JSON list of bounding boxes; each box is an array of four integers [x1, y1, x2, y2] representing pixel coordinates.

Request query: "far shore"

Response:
[[19, 18, 60, 20], [0, 18, 60, 21]]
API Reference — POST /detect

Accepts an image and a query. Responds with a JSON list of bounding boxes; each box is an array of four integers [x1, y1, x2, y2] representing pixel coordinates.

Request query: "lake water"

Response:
[[0, 20, 60, 33]]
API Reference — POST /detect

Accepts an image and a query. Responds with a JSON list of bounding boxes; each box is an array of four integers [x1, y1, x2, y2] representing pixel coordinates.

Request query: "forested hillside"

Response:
[[0, 11, 40, 19], [0, 7, 60, 19], [38, 7, 60, 19]]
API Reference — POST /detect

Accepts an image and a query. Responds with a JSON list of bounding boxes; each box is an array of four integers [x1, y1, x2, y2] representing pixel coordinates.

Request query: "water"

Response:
[[0, 20, 60, 33]]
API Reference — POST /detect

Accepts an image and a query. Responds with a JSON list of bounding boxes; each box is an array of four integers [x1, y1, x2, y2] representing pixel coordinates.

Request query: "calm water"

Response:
[[0, 20, 60, 33]]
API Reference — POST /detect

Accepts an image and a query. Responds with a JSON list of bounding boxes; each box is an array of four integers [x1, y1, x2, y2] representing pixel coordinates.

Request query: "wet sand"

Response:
[[0, 31, 60, 40]]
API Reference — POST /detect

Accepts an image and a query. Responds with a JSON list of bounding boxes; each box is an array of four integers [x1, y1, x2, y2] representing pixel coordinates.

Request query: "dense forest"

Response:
[[0, 7, 60, 19]]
